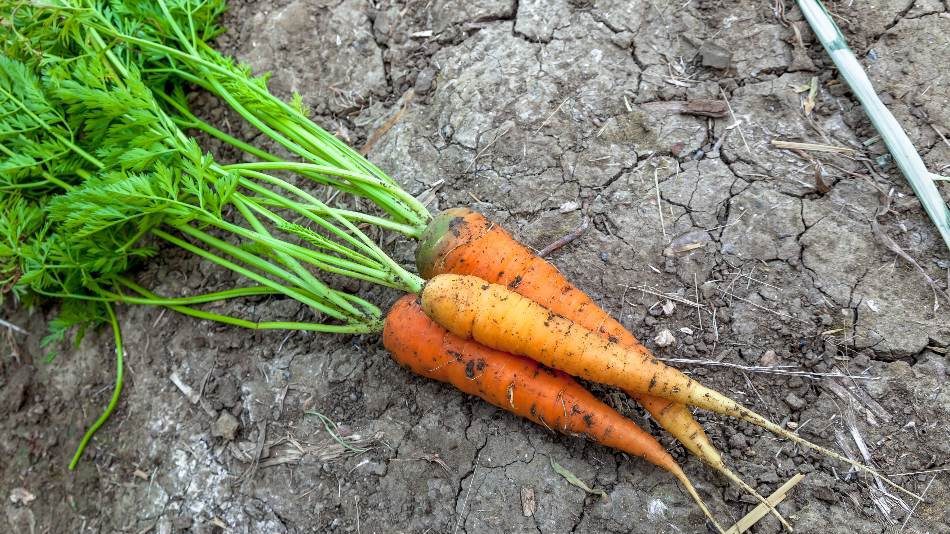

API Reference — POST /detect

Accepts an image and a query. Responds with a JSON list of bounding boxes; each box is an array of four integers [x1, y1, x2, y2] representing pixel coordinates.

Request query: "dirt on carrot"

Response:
[[383, 294, 724, 532]]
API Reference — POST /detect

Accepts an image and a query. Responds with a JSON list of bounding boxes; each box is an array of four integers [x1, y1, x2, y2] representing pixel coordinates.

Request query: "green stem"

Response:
[[98, 21, 429, 229], [156, 226, 356, 322], [274, 118, 429, 226], [34, 283, 281, 305], [194, 208, 401, 291], [252, 196, 420, 236], [120, 281, 380, 334], [156, 90, 280, 163], [225, 157, 430, 230], [237, 193, 384, 268], [42, 172, 75, 191], [68, 302, 123, 470], [232, 170, 389, 258], [227, 195, 374, 315], [233, 170, 424, 292], [232, 179, 382, 264]]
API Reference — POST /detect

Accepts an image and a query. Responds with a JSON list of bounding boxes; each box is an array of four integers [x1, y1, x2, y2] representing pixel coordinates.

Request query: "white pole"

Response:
[[797, 0, 950, 252]]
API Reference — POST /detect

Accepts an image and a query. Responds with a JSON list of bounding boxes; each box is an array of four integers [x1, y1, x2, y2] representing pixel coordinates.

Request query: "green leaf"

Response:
[[41, 299, 107, 358]]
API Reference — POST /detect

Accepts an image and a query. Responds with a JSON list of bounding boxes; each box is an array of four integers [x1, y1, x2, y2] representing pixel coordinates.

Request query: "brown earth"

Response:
[[2, 1, 949, 533]]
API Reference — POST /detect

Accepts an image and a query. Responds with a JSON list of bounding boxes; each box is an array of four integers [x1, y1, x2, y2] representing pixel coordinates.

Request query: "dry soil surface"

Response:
[[2, 1, 950, 533]]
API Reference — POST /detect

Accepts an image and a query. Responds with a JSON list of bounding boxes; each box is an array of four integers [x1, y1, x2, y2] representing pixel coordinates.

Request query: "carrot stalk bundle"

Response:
[[420, 273, 920, 501], [383, 295, 724, 532], [416, 208, 791, 529]]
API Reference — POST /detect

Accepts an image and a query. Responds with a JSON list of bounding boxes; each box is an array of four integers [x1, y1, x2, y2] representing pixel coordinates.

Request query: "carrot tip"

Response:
[[730, 404, 924, 503], [673, 469, 725, 534]]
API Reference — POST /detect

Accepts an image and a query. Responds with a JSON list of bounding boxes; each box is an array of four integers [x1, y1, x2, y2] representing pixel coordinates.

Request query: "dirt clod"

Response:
[[784, 392, 807, 411], [212, 412, 240, 441]]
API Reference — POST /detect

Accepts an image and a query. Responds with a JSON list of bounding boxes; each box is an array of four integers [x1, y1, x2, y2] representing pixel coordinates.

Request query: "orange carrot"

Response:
[[383, 295, 724, 531], [420, 273, 919, 501], [415, 209, 709, 445], [415, 208, 791, 529]]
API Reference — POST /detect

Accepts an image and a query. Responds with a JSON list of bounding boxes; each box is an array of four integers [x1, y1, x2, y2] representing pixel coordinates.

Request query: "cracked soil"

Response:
[[2, 0, 949, 533]]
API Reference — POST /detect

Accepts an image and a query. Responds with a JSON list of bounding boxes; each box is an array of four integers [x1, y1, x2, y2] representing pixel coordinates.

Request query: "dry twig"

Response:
[[724, 474, 804, 534], [771, 139, 855, 153], [658, 357, 880, 380]]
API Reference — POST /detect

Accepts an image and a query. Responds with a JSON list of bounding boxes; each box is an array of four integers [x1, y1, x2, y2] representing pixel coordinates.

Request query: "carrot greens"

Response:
[[15, 0, 431, 237], [2, 10, 423, 333], [2, 0, 425, 466]]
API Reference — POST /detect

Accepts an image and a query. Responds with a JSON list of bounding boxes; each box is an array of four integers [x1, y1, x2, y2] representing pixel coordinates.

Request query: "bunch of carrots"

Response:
[[0, 0, 923, 530]]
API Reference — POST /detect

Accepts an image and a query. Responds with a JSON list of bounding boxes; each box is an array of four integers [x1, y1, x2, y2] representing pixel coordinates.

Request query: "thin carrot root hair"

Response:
[[669, 466, 726, 534], [722, 401, 924, 502]]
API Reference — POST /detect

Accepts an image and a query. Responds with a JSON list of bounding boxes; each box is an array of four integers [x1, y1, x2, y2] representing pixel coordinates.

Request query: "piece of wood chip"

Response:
[[640, 99, 729, 118], [521, 486, 536, 517], [724, 474, 805, 534]]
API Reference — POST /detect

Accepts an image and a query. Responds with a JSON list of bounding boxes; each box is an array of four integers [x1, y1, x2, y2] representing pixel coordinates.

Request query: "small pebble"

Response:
[[654, 329, 676, 347], [661, 300, 675, 316], [784, 392, 807, 411], [364, 461, 387, 477], [212, 412, 240, 441], [728, 433, 747, 449], [759, 349, 780, 367], [414, 68, 435, 93], [700, 41, 732, 69]]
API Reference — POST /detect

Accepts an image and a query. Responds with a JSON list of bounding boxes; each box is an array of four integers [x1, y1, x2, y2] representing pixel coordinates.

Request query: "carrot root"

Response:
[[670, 466, 726, 534], [415, 208, 729, 471], [416, 208, 786, 527]]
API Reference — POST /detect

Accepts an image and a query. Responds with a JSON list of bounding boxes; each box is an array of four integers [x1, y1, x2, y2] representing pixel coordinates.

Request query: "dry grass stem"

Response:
[[898, 473, 938, 532], [658, 357, 880, 380], [465, 126, 511, 172], [653, 167, 668, 242], [724, 474, 804, 534], [0, 318, 27, 334], [626, 286, 706, 309], [257, 431, 382, 469], [771, 139, 855, 153], [720, 86, 752, 156], [536, 96, 572, 133]]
